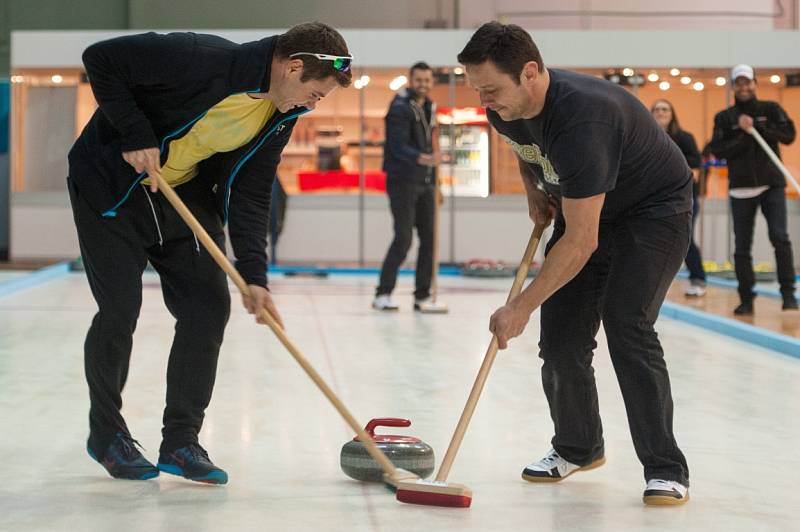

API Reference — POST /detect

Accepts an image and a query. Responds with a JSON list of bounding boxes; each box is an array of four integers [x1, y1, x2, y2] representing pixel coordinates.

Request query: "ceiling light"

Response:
[[389, 75, 408, 91]]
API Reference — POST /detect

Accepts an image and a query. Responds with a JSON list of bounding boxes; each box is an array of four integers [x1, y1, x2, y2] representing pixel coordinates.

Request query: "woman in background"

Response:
[[652, 99, 707, 297]]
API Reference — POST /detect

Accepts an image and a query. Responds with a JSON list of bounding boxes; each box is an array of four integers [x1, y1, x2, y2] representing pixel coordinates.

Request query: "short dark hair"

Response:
[[410, 61, 432, 77], [457, 21, 544, 84], [275, 22, 352, 87]]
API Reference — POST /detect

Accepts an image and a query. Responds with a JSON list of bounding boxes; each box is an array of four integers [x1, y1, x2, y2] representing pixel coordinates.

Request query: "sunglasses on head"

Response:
[[289, 52, 353, 73]]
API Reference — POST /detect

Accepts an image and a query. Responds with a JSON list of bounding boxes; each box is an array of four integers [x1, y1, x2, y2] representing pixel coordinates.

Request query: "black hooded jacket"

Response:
[[69, 31, 305, 286], [707, 97, 795, 190], [382, 89, 436, 185]]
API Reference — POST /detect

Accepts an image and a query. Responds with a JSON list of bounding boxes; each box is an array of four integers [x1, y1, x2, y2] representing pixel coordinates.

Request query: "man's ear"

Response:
[[520, 61, 540, 86], [286, 58, 304, 76]]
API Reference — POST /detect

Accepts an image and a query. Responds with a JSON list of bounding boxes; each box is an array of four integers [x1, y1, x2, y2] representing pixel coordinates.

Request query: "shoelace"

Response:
[[537, 449, 561, 468], [184, 444, 210, 462], [116, 433, 145, 461], [647, 479, 677, 491]]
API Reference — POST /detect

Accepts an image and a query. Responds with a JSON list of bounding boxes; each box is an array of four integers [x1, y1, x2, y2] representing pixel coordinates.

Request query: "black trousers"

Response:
[[539, 213, 691, 485], [685, 192, 706, 282], [730, 186, 796, 301], [68, 176, 230, 457], [377, 179, 435, 300]]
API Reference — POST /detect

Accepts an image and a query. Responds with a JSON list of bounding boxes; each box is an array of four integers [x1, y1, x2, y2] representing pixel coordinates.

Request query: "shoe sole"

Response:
[[157, 463, 228, 485], [415, 303, 449, 314], [521, 455, 606, 483], [643, 492, 690, 506], [87, 447, 159, 480], [372, 306, 400, 312]]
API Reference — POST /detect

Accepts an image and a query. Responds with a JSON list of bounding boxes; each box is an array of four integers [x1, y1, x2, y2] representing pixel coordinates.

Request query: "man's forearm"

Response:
[[514, 233, 595, 314]]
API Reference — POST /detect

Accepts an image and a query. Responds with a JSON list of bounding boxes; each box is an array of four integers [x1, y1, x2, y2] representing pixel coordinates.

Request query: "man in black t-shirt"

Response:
[[458, 22, 692, 506]]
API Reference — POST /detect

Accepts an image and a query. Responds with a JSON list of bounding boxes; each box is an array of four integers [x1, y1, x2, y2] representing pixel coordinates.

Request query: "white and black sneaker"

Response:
[[684, 281, 707, 297], [643, 479, 689, 506], [372, 295, 399, 311], [413, 297, 448, 313], [521, 448, 606, 482]]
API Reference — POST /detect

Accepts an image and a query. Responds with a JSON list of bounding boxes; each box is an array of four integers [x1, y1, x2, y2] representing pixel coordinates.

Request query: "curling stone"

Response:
[[462, 259, 514, 278], [340, 418, 434, 482]]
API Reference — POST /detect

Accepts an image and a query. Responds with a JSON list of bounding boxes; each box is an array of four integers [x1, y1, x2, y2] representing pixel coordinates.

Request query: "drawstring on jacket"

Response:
[[141, 184, 164, 248], [141, 184, 202, 254]]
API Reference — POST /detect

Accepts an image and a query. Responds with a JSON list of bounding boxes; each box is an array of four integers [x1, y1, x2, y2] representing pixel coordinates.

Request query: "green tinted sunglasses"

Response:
[[289, 52, 353, 73]]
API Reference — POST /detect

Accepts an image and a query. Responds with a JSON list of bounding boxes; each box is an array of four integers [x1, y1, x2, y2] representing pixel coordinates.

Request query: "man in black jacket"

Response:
[[707, 64, 798, 314], [68, 23, 352, 483], [373, 62, 440, 311]]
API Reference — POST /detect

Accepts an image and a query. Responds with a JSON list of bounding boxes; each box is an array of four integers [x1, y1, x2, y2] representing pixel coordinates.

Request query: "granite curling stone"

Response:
[[340, 418, 434, 482]]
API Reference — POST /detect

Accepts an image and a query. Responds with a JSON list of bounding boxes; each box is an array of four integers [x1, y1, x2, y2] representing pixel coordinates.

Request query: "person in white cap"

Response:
[[707, 64, 798, 315]]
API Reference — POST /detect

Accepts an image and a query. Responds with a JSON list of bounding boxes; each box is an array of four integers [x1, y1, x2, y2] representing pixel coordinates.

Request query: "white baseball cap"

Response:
[[731, 64, 755, 81]]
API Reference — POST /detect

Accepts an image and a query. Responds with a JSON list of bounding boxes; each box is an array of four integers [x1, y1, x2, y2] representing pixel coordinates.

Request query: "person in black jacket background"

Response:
[[373, 62, 440, 311], [68, 23, 352, 483], [651, 99, 707, 297], [707, 64, 798, 315]]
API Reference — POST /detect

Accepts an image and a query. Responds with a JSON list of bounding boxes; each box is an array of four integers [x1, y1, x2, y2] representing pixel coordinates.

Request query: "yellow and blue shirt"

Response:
[[143, 93, 277, 187]]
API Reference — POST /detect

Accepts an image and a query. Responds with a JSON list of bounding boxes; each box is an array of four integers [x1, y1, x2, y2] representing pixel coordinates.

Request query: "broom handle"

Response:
[[153, 174, 399, 478], [750, 128, 800, 195], [431, 174, 441, 303], [436, 223, 547, 481]]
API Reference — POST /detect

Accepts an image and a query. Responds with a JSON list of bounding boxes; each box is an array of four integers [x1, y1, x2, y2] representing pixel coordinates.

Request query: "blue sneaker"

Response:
[[157, 444, 228, 485], [87, 432, 159, 480]]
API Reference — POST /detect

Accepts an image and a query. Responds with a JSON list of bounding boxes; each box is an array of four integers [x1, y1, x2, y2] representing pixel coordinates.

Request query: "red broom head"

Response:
[[396, 488, 472, 508]]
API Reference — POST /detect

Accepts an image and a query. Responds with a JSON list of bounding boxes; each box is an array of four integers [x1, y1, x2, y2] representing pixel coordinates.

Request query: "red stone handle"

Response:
[[364, 418, 411, 438]]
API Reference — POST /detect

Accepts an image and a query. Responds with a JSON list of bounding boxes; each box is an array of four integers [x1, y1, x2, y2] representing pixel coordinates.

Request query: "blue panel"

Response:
[[0, 263, 71, 299], [660, 301, 800, 359], [0, 82, 8, 153]]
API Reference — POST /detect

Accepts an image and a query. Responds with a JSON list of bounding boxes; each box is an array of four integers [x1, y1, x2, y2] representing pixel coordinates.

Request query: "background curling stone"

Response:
[[340, 418, 434, 482]]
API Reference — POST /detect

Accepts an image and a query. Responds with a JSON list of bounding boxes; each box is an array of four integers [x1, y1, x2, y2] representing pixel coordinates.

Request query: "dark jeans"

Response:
[[685, 192, 706, 282], [539, 213, 691, 485], [68, 176, 230, 457], [377, 179, 435, 300], [730, 186, 796, 301], [269, 177, 287, 265]]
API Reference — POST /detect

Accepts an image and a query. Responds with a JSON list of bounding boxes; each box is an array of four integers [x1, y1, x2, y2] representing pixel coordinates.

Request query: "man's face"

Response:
[[733, 77, 756, 102], [273, 59, 340, 112], [410, 68, 433, 98], [465, 60, 535, 121]]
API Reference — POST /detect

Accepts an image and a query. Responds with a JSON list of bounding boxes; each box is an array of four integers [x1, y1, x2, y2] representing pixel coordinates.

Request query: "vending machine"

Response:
[[436, 107, 490, 197]]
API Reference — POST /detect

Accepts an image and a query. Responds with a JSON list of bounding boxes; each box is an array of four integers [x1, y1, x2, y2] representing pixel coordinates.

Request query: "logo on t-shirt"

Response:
[[499, 134, 560, 185]]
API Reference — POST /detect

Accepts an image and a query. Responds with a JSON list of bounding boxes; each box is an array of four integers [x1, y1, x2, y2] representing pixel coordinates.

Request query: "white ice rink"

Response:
[[1, 272, 798, 531]]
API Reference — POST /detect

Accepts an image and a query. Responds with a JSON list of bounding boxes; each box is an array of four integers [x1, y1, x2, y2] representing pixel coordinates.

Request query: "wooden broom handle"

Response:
[[431, 174, 442, 303], [436, 223, 547, 482], [153, 174, 399, 478], [749, 128, 800, 195]]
